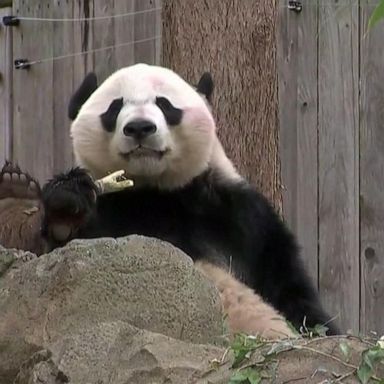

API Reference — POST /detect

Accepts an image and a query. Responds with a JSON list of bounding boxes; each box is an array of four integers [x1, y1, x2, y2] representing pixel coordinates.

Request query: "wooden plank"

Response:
[[12, 0, 54, 184], [277, 1, 319, 284], [318, 2, 360, 333], [52, 0, 74, 174], [360, 0, 384, 335], [154, 0, 162, 65], [0, 6, 12, 162], [72, 0, 95, 92], [134, 0, 160, 64], [93, 0, 116, 82], [113, 0, 135, 68]]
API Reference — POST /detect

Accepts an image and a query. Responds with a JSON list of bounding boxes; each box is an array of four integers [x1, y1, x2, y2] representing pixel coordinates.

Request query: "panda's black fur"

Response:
[[41, 65, 339, 335]]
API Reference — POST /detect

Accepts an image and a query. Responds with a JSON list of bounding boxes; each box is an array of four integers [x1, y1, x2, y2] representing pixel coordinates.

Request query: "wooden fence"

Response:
[[1, 0, 384, 335], [278, 0, 384, 335], [0, 0, 161, 182]]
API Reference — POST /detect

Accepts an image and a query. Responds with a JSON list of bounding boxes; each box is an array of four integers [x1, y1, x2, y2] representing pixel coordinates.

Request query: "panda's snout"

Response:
[[123, 120, 157, 141]]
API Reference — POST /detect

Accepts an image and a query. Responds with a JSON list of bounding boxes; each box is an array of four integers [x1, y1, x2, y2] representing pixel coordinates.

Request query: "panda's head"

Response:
[[69, 64, 239, 189]]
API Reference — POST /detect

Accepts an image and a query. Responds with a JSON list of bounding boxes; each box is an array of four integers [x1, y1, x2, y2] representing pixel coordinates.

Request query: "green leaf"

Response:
[[245, 369, 262, 384], [356, 346, 384, 384], [368, 0, 384, 30], [364, 346, 384, 368], [229, 368, 261, 384], [357, 362, 373, 384], [312, 324, 329, 337], [230, 334, 265, 368], [339, 342, 351, 360], [229, 371, 248, 383]]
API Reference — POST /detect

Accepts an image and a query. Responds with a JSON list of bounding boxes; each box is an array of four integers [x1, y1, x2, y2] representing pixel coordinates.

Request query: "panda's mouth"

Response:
[[120, 146, 168, 160]]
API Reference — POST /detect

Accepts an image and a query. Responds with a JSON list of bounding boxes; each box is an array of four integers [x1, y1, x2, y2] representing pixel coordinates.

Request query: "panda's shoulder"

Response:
[[199, 170, 280, 219]]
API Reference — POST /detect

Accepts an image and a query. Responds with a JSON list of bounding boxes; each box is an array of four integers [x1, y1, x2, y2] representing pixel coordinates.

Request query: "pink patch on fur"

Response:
[[183, 106, 216, 132], [148, 75, 164, 88]]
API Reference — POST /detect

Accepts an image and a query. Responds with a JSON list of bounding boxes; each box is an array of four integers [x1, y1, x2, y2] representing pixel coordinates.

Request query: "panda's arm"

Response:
[[41, 168, 105, 249], [216, 181, 339, 334]]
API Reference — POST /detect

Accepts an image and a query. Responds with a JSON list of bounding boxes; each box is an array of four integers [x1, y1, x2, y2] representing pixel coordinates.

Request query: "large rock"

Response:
[[13, 321, 224, 384], [11, 324, 384, 384], [1, 237, 383, 383], [0, 236, 224, 382]]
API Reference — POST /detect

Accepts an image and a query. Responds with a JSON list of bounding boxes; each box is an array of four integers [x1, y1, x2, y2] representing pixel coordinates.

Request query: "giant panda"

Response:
[[0, 63, 339, 338]]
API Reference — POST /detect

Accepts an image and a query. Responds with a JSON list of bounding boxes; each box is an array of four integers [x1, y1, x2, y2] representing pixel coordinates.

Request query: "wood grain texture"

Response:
[[154, 0, 162, 65], [52, 0, 74, 174], [113, 0, 135, 69], [277, 1, 319, 284], [73, 0, 95, 91], [318, 3, 360, 333], [360, 0, 384, 335], [12, 0, 54, 183], [162, 0, 282, 209], [0, 7, 12, 162], [134, 0, 159, 65], [93, 0, 116, 83]]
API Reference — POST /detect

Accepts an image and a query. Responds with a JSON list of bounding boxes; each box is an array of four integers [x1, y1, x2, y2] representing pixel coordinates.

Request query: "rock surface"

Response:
[[1, 236, 383, 383], [0, 236, 224, 383], [13, 322, 224, 384]]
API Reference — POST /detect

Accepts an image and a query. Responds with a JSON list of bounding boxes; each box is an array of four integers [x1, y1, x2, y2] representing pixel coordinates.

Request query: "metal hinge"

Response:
[[288, 1, 302, 13], [2, 16, 20, 26]]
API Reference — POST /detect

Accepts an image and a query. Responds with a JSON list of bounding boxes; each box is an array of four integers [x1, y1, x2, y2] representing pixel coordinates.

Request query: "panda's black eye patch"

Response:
[[100, 97, 124, 132], [155, 97, 183, 126]]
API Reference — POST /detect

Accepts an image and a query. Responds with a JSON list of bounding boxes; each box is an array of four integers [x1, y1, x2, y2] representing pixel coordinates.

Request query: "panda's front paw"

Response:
[[42, 167, 98, 245], [0, 160, 41, 200]]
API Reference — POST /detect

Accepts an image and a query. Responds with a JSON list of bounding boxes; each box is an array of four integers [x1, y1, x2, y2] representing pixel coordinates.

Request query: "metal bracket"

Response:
[[14, 59, 31, 70], [2, 16, 20, 26], [288, 1, 302, 13]]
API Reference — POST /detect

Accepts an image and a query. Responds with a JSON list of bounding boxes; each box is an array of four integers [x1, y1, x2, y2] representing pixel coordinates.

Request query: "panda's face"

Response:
[[70, 64, 217, 188]]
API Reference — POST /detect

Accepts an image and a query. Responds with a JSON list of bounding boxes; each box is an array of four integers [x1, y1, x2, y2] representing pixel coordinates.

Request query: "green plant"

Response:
[[230, 333, 265, 369], [368, 0, 384, 29], [228, 334, 267, 383], [226, 332, 384, 383], [229, 367, 262, 384], [356, 343, 384, 384]]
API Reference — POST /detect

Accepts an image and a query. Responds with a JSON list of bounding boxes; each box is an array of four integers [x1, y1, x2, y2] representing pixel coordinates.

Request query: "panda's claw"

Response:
[[2, 173, 11, 183], [0, 161, 41, 200]]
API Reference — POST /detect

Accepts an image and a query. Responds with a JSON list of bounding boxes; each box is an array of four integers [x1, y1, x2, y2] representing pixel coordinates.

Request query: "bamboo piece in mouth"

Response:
[[95, 170, 134, 194]]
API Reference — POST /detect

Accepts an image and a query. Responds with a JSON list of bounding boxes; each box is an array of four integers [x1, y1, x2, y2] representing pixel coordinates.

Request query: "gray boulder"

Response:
[[13, 322, 224, 384], [2, 238, 383, 384], [0, 236, 225, 383]]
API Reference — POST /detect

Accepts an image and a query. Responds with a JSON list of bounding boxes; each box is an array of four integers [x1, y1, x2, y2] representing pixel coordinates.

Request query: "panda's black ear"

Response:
[[68, 72, 98, 120], [196, 72, 214, 102]]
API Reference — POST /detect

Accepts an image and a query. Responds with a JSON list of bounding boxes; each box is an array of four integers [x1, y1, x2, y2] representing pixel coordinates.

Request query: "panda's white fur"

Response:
[[195, 261, 295, 339], [69, 63, 293, 339]]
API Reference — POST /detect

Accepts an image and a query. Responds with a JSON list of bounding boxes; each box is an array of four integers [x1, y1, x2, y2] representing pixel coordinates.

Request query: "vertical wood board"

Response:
[[0, 6, 12, 162], [93, 0, 116, 83], [359, 0, 384, 335], [318, 2, 360, 333], [72, 0, 95, 98], [113, 0, 135, 69], [12, 0, 54, 184], [277, 1, 319, 284], [52, 0, 75, 174], [134, 0, 160, 64]]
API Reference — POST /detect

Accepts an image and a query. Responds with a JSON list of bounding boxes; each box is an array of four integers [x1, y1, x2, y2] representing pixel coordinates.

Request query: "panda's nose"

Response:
[[123, 120, 157, 140]]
